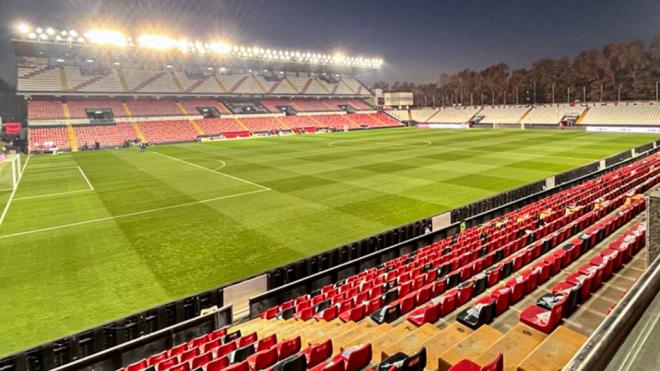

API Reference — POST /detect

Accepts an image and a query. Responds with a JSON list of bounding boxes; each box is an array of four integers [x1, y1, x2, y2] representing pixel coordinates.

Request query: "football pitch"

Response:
[[0, 127, 657, 355]]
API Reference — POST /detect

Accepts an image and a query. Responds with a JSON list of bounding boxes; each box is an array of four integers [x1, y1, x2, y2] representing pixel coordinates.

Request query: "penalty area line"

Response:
[[0, 188, 270, 240], [152, 152, 270, 191], [0, 155, 31, 227]]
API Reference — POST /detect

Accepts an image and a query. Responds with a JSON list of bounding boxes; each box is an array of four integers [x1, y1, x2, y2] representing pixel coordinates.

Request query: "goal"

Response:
[[0, 153, 22, 192]]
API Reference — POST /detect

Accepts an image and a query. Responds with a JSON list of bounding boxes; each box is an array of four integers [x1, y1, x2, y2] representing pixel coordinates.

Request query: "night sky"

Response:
[[0, 0, 658, 85]]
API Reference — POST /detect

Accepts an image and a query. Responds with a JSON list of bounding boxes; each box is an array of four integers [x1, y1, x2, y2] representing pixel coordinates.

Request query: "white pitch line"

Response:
[[78, 166, 95, 190], [0, 188, 270, 240], [152, 151, 270, 191], [213, 160, 226, 171], [328, 139, 432, 148], [0, 155, 31, 227], [13, 189, 93, 201]]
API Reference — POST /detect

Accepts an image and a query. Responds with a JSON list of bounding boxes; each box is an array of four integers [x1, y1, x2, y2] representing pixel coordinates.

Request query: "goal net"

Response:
[[0, 154, 21, 192]]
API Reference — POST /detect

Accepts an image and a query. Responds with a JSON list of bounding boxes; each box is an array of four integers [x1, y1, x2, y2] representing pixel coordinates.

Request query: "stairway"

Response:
[[59, 67, 69, 91], [176, 102, 205, 135], [65, 124, 78, 152], [576, 107, 590, 124]]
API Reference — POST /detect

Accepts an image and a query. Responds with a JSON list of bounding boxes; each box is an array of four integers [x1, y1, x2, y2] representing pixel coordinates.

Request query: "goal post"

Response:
[[0, 153, 21, 191]]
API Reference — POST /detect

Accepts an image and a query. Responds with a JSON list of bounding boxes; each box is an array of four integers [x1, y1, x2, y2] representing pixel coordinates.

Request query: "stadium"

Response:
[[0, 1, 659, 371]]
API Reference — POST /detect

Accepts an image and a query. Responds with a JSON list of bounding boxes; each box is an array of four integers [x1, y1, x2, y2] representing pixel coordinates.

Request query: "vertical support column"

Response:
[[545, 176, 556, 190], [647, 188, 660, 267]]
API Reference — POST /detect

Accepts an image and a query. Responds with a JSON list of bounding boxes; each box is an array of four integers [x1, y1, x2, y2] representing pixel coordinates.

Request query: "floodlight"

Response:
[[39, 33, 48, 40], [77, 37, 85, 43], [69, 30, 78, 37], [138, 34, 177, 49], [84, 29, 128, 47], [61, 31, 67, 36], [35, 27, 43, 34], [17, 23, 30, 34], [114, 62, 121, 66], [45, 27, 55, 35], [28, 32, 36, 39]]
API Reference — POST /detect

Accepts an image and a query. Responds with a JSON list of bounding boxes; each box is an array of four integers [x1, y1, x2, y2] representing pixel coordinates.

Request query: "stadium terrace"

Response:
[[0, 10, 659, 371]]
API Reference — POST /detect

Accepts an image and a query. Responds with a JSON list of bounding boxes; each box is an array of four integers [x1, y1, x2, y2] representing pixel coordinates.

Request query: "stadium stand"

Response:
[[580, 102, 660, 125], [260, 99, 372, 113], [478, 105, 530, 124], [110, 153, 659, 371], [238, 117, 289, 132], [195, 118, 247, 136], [520, 104, 584, 125], [28, 126, 71, 152], [178, 100, 232, 115], [126, 99, 182, 117], [66, 99, 128, 119], [27, 100, 66, 120], [73, 124, 139, 148], [136, 120, 199, 143], [427, 107, 481, 123]]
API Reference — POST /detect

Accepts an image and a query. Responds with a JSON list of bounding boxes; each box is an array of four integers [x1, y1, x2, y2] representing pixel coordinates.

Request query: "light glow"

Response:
[[85, 29, 128, 47]]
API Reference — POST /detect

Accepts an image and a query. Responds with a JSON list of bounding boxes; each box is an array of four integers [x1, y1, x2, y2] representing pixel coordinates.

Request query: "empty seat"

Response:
[[303, 339, 333, 368], [447, 353, 503, 371], [247, 346, 278, 370]]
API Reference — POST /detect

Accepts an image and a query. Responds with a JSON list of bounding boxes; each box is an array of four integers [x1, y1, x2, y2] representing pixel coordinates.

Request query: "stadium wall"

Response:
[[1, 141, 658, 371]]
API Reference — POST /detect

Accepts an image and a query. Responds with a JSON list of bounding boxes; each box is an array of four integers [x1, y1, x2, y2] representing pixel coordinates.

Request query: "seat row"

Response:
[[519, 217, 646, 333], [455, 197, 646, 331]]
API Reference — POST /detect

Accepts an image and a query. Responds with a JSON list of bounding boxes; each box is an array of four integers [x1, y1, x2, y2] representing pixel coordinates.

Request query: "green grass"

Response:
[[0, 127, 656, 355]]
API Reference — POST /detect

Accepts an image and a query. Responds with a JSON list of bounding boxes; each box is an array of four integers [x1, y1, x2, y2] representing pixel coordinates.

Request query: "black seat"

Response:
[[445, 271, 461, 289], [223, 330, 241, 344], [370, 303, 400, 324], [437, 263, 451, 277], [274, 353, 307, 371], [315, 299, 331, 313], [382, 288, 399, 306], [402, 348, 426, 371], [378, 352, 407, 371], [278, 307, 295, 320], [501, 261, 513, 278], [456, 299, 495, 330], [473, 273, 487, 296], [230, 343, 256, 363]]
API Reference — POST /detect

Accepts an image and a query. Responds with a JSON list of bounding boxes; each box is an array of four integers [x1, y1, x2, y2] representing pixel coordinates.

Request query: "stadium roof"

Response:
[[11, 23, 384, 73]]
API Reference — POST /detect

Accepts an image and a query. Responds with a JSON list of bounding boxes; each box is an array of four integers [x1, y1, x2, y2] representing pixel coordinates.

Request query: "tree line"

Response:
[[373, 36, 660, 106]]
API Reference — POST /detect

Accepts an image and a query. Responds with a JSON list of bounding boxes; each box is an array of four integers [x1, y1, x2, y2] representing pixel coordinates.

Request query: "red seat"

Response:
[[276, 336, 302, 360], [187, 334, 208, 349], [315, 305, 339, 321], [505, 278, 524, 304], [310, 360, 346, 371], [214, 341, 237, 358], [416, 285, 432, 305], [440, 290, 458, 316], [519, 302, 564, 334], [156, 357, 179, 371], [395, 294, 416, 315], [168, 362, 190, 371], [191, 352, 213, 370], [147, 351, 169, 366], [339, 304, 366, 323], [519, 269, 538, 294], [303, 339, 333, 368], [238, 332, 258, 347], [207, 328, 228, 341], [457, 281, 474, 306], [223, 360, 249, 371], [491, 287, 511, 316], [206, 356, 229, 371], [179, 348, 198, 363], [447, 352, 503, 371], [257, 334, 277, 351], [169, 343, 188, 357], [247, 346, 278, 370], [126, 359, 148, 371], [331, 344, 372, 371], [406, 301, 440, 326], [578, 264, 603, 291], [202, 338, 221, 353], [294, 307, 314, 321], [260, 307, 279, 319], [366, 297, 383, 314]]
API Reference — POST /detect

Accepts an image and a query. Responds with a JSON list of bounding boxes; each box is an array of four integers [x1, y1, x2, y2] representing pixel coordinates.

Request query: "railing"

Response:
[[564, 252, 660, 370], [2, 306, 232, 371]]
